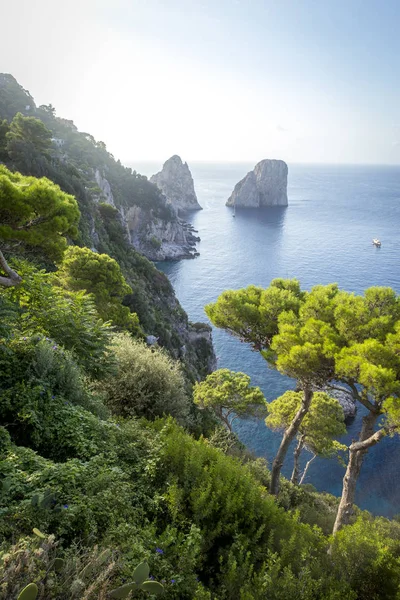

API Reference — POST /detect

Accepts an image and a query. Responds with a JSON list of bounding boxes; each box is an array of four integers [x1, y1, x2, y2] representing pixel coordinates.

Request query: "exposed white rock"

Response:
[[94, 169, 115, 206], [150, 155, 202, 213], [90, 165, 200, 260], [124, 205, 200, 261], [226, 159, 288, 207]]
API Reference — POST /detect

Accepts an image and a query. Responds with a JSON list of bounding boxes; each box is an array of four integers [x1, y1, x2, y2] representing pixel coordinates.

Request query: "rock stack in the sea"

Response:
[[150, 155, 202, 213], [226, 159, 288, 207]]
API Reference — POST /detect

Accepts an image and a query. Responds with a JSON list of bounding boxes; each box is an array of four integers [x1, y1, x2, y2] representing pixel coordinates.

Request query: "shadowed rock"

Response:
[[226, 159, 288, 207]]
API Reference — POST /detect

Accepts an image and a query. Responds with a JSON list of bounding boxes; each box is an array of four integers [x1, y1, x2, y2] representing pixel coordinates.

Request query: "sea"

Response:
[[133, 161, 400, 518]]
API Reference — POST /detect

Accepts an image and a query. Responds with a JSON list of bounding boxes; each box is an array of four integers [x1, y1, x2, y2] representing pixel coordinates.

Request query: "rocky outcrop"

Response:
[[94, 169, 115, 206], [89, 169, 200, 261], [150, 155, 202, 213], [321, 386, 357, 422], [122, 205, 200, 261], [226, 159, 288, 207], [187, 323, 218, 374]]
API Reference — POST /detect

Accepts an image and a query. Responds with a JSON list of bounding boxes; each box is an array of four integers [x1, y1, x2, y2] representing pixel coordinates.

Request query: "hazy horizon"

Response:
[[2, 0, 400, 166]]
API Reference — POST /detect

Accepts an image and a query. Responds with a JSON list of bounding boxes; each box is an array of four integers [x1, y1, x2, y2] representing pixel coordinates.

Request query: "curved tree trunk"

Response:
[[270, 386, 313, 496], [0, 250, 22, 287], [332, 411, 383, 535], [290, 434, 305, 484]]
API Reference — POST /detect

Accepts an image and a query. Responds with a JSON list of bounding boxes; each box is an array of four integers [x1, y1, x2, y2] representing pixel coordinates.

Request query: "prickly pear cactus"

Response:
[[17, 583, 39, 600]]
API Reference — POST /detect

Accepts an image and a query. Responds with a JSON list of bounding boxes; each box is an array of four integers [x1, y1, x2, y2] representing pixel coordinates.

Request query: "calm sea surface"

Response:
[[135, 161, 400, 517]]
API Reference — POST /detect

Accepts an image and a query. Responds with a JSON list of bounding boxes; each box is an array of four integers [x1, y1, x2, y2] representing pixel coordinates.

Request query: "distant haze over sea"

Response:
[[136, 161, 400, 518]]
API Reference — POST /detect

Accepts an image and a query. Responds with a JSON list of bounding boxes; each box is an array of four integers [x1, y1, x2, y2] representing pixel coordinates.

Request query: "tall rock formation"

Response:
[[150, 155, 202, 213], [226, 159, 288, 207]]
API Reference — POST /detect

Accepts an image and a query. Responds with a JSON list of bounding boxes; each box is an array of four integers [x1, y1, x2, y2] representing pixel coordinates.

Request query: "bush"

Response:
[[3, 261, 112, 378], [152, 419, 324, 592], [99, 334, 191, 424], [329, 516, 400, 600]]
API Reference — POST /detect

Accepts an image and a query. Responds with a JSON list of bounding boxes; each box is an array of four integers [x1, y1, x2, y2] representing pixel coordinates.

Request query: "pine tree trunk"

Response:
[[299, 453, 316, 485], [270, 386, 313, 496], [290, 434, 305, 484], [332, 411, 380, 535]]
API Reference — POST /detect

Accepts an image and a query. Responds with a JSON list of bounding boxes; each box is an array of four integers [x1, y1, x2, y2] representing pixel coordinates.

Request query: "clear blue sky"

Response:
[[2, 0, 400, 163]]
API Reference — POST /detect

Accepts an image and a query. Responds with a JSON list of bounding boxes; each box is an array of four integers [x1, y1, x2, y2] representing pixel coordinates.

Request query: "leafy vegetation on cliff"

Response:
[[1, 75, 400, 599], [0, 75, 213, 381]]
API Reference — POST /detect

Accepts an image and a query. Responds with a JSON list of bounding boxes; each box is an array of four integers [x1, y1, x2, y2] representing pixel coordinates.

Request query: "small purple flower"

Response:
[[52, 345, 57, 350], [170, 579, 176, 584], [51, 395, 55, 399], [155, 547, 164, 554], [149, 575, 155, 580], [23, 337, 27, 341], [63, 504, 69, 509]]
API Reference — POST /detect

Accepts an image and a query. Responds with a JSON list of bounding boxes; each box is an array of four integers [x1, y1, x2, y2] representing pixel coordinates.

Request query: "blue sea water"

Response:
[[136, 161, 400, 518]]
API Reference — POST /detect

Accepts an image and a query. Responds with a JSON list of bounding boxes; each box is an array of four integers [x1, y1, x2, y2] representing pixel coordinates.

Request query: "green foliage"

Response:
[[58, 246, 140, 335], [99, 333, 191, 424], [2, 75, 400, 600], [0, 74, 36, 121], [193, 368, 267, 431], [266, 391, 346, 457], [0, 119, 9, 161], [153, 419, 323, 591], [336, 338, 400, 402], [329, 516, 400, 599], [2, 261, 111, 377], [205, 279, 303, 350], [0, 165, 79, 262]]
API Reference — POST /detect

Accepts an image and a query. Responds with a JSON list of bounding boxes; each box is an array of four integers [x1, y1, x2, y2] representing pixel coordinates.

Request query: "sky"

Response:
[[1, 0, 400, 164]]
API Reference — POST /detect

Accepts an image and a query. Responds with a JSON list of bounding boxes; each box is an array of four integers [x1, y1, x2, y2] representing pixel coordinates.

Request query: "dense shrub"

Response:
[[2, 261, 112, 378], [99, 334, 191, 424]]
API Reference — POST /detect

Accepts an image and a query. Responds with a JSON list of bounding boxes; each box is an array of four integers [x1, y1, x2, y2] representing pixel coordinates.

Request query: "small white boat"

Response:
[[372, 238, 381, 247]]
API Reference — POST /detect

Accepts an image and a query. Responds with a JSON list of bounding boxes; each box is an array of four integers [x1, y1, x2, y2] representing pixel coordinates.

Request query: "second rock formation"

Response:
[[226, 159, 288, 207]]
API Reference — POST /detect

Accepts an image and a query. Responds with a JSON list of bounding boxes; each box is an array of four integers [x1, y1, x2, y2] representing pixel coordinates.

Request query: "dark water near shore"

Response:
[[136, 161, 400, 517]]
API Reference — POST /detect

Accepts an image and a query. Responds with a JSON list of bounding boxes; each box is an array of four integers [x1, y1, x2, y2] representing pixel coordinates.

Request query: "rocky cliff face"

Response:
[[90, 168, 200, 260], [122, 204, 200, 261], [0, 73, 214, 381], [150, 155, 202, 213], [94, 168, 115, 206], [226, 159, 288, 207]]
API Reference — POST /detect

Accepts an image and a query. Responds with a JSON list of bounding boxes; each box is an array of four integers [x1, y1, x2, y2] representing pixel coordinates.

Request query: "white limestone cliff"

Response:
[[226, 159, 288, 207], [122, 205, 200, 261], [94, 169, 115, 206], [150, 155, 202, 213]]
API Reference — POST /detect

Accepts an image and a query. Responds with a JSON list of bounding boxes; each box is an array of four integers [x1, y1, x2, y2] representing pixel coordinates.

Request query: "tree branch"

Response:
[[16, 215, 48, 230], [299, 453, 316, 485], [343, 379, 376, 413], [0, 249, 22, 287], [350, 424, 398, 453]]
